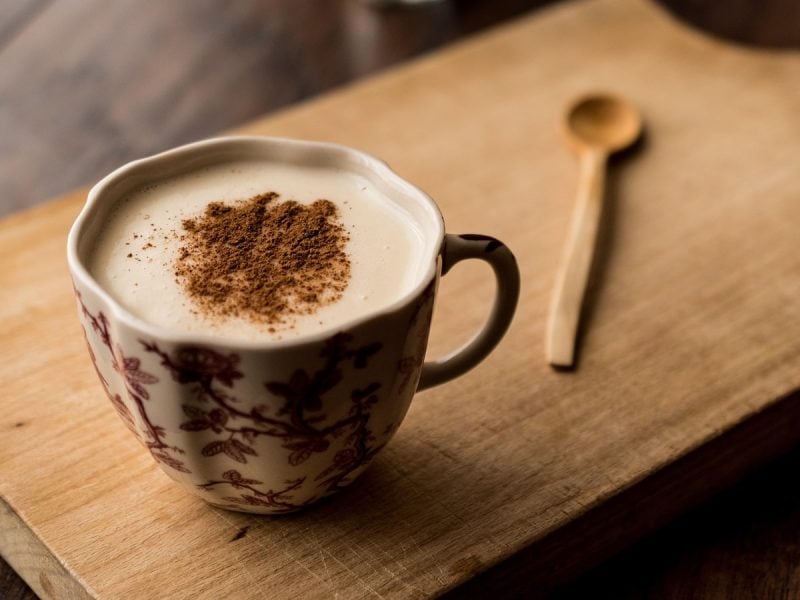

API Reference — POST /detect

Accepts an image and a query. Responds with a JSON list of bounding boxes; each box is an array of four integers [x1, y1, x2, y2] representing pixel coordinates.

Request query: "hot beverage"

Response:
[[69, 136, 519, 513], [87, 159, 426, 341]]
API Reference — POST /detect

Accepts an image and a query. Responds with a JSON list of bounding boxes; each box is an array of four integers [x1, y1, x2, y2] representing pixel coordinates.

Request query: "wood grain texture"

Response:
[[0, 0, 549, 218], [559, 442, 800, 599], [0, 2, 546, 597], [1, 0, 800, 598], [454, 389, 800, 596], [0, 498, 92, 600]]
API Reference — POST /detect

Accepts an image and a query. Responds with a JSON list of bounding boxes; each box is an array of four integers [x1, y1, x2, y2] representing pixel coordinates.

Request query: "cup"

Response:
[[67, 136, 520, 514]]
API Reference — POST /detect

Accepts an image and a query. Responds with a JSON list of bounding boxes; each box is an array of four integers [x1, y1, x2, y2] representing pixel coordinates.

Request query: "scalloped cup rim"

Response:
[[67, 135, 444, 350]]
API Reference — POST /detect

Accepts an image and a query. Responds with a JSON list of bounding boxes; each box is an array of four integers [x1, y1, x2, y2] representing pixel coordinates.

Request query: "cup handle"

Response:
[[417, 233, 520, 391]]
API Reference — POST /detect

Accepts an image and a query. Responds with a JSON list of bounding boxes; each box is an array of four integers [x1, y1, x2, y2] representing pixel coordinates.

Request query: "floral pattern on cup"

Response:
[[76, 283, 433, 513]]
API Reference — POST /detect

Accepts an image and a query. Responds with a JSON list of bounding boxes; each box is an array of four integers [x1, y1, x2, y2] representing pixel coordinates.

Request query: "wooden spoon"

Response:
[[546, 94, 642, 367]]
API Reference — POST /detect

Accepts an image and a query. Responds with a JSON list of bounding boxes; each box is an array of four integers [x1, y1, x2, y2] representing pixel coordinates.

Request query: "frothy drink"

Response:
[[87, 159, 426, 341]]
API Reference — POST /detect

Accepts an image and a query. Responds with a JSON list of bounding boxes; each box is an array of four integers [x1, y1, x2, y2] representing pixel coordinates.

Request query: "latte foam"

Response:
[[87, 159, 426, 341]]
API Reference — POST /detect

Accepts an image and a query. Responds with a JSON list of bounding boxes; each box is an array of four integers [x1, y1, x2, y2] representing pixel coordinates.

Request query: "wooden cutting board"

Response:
[[2, 0, 799, 597]]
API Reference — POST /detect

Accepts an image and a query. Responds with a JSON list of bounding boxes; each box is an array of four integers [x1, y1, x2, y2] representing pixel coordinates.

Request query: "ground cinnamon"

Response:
[[175, 192, 350, 327]]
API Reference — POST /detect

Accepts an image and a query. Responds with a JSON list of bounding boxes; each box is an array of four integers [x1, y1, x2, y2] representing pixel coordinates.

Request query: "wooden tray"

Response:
[[2, 0, 800, 597]]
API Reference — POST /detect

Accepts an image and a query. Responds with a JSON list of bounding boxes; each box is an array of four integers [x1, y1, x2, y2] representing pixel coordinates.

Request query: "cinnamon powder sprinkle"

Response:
[[175, 192, 350, 326]]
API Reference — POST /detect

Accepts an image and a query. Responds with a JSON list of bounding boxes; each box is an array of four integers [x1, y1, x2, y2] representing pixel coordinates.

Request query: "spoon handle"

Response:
[[546, 148, 607, 367]]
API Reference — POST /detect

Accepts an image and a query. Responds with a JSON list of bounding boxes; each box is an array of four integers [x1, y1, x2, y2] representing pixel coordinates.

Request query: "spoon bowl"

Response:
[[565, 94, 642, 153]]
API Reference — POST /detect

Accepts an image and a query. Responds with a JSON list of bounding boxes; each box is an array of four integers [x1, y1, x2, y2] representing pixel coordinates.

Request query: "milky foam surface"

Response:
[[87, 160, 426, 341]]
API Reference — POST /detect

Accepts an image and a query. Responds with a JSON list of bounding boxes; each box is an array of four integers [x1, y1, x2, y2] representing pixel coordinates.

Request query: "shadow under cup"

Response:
[[67, 136, 518, 514]]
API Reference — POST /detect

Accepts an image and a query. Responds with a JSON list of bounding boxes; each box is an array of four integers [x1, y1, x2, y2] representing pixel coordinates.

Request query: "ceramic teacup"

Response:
[[67, 136, 520, 514]]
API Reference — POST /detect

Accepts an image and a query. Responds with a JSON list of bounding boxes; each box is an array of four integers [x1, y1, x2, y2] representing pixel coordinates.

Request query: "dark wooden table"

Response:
[[1, 0, 798, 597]]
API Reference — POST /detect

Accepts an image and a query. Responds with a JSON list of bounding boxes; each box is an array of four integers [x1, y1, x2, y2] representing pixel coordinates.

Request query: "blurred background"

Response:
[[1, 0, 798, 597], [1, 0, 797, 218]]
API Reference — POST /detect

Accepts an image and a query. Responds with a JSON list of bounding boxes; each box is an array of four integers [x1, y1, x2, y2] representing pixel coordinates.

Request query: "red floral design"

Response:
[[81, 326, 141, 437], [109, 393, 137, 433], [313, 382, 385, 493], [77, 292, 189, 473], [75, 283, 431, 511], [142, 332, 386, 505], [115, 349, 159, 399], [167, 347, 242, 388], [198, 470, 309, 513], [397, 278, 436, 394]]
